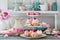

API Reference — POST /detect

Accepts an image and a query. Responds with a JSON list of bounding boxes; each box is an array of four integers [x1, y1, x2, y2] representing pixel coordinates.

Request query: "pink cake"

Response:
[[26, 18, 32, 26], [32, 18, 40, 26]]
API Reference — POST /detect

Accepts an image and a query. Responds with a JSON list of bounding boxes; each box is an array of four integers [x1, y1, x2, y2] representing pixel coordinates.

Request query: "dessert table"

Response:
[[0, 35, 60, 40]]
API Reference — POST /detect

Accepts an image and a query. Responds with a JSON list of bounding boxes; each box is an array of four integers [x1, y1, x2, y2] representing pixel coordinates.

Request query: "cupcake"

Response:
[[31, 32, 38, 38], [32, 18, 40, 26], [36, 30, 42, 37], [26, 18, 32, 26], [24, 30, 30, 37]]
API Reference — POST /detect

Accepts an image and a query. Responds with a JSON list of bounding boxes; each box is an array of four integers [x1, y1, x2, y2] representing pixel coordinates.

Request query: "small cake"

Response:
[[31, 32, 38, 38], [29, 30, 34, 34], [36, 30, 42, 37], [24, 30, 30, 37], [26, 18, 32, 26], [32, 17, 40, 26]]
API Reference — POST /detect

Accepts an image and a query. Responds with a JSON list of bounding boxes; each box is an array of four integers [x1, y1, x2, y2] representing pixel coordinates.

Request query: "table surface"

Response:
[[0, 35, 60, 40]]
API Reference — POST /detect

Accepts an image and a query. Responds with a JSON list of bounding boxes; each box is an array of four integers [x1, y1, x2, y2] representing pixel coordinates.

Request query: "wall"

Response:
[[0, 0, 60, 29], [57, 0, 60, 29], [0, 0, 8, 11]]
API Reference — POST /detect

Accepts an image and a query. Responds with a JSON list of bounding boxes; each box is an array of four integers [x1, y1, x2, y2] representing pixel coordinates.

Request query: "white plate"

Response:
[[25, 25, 42, 28], [20, 34, 47, 38], [27, 26, 42, 28], [25, 23, 42, 28]]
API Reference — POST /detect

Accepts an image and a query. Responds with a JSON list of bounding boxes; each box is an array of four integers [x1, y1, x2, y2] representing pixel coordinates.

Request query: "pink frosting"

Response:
[[32, 18, 39, 24], [31, 32, 36, 34], [24, 30, 29, 34], [26, 18, 32, 24]]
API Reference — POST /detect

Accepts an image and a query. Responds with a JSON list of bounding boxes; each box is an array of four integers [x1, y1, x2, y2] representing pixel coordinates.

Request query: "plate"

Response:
[[25, 25, 42, 28], [25, 23, 42, 28], [20, 34, 47, 38]]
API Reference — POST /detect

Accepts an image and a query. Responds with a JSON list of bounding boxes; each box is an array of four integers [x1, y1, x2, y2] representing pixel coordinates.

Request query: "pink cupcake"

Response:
[[32, 17, 40, 26], [26, 18, 32, 26]]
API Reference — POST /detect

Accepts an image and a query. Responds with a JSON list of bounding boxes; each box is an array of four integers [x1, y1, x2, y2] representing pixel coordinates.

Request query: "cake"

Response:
[[32, 17, 40, 26], [36, 30, 42, 37], [31, 32, 38, 38], [23, 30, 44, 38], [30, 30, 43, 38], [26, 18, 32, 26], [24, 30, 30, 37]]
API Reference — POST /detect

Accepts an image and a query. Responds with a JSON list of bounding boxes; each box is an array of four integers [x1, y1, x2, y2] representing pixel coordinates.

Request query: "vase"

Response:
[[0, 20, 7, 31], [13, 18, 23, 28]]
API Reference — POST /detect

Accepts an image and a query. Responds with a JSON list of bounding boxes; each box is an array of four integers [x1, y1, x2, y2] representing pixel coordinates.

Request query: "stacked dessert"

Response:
[[23, 30, 43, 38], [26, 17, 40, 27]]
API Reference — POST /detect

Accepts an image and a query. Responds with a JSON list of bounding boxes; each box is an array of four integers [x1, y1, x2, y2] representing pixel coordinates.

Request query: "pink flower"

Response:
[[3, 12, 8, 17], [3, 12, 10, 20]]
